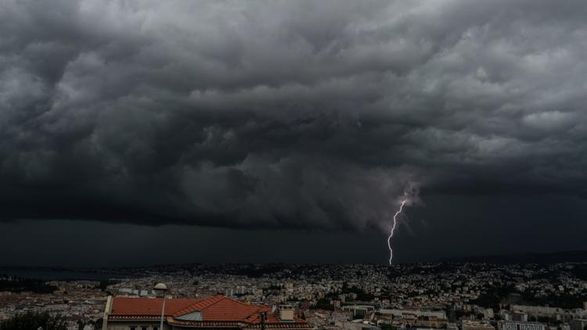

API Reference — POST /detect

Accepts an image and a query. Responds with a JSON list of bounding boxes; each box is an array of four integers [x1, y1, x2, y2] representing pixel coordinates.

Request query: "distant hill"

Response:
[[442, 250, 587, 264]]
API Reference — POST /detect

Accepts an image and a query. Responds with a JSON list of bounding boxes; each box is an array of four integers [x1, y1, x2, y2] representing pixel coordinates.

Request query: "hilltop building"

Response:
[[101, 295, 310, 330]]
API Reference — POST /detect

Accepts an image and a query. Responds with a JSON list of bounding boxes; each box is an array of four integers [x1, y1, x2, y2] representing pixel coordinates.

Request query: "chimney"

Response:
[[279, 305, 295, 321]]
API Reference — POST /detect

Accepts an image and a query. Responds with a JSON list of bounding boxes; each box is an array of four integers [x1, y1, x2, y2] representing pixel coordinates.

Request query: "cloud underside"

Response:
[[1, 0, 587, 230]]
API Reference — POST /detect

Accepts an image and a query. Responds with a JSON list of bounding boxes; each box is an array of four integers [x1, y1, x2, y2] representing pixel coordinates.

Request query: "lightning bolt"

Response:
[[387, 198, 408, 265]]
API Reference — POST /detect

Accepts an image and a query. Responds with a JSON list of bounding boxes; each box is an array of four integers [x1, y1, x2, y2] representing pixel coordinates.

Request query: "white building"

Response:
[[498, 321, 547, 330]]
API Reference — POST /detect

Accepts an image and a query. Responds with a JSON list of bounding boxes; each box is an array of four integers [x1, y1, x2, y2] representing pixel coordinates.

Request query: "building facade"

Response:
[[462, 320, 496, 330], [498, 321, 547, 330]]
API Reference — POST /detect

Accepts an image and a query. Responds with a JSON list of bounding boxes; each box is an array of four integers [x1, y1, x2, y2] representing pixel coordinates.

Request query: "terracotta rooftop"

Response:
[[109, 295, 305, 325], [111, 296, 208, 316]]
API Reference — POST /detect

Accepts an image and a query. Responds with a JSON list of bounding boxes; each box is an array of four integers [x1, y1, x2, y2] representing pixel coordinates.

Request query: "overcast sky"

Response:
[[1, 0, 587, 266]]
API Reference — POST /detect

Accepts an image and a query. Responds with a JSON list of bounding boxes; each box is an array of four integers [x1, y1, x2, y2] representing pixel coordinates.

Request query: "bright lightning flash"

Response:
[[387, 198, 408, 265]]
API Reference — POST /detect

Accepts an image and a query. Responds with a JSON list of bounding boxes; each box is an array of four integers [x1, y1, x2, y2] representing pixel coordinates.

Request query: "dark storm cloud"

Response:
[[1, 0, 587, 231]]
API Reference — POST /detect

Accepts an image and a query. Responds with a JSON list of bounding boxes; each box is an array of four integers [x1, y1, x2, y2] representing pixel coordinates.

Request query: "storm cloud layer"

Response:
[[1, 0, 587, 232]]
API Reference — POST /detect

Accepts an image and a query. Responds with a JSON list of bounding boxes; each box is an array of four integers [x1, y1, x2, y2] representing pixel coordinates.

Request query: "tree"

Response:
[[0, 311, 67, 330]]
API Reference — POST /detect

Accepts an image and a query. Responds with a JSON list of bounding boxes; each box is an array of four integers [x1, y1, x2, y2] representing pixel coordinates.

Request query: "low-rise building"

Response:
[[101, 295, 311, 330], [498, 321, 547, 330], [462, 320, 495, 330]]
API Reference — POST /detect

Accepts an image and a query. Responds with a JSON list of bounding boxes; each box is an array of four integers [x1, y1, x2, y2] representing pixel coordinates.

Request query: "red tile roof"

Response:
[[109, 295, 305, 326], [111, 296, 208, 316]]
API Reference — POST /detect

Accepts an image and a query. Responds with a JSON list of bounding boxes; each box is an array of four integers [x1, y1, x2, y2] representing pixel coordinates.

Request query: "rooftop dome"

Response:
[[154, 283, 168, 290]]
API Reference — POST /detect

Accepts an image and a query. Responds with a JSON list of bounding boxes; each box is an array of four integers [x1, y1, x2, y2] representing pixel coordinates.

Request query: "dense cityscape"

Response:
[[1, 259, 586, 330]]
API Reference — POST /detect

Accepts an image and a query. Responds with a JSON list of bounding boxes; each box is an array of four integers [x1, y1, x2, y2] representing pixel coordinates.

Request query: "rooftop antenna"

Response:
[[260, 311, 267, 330]]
